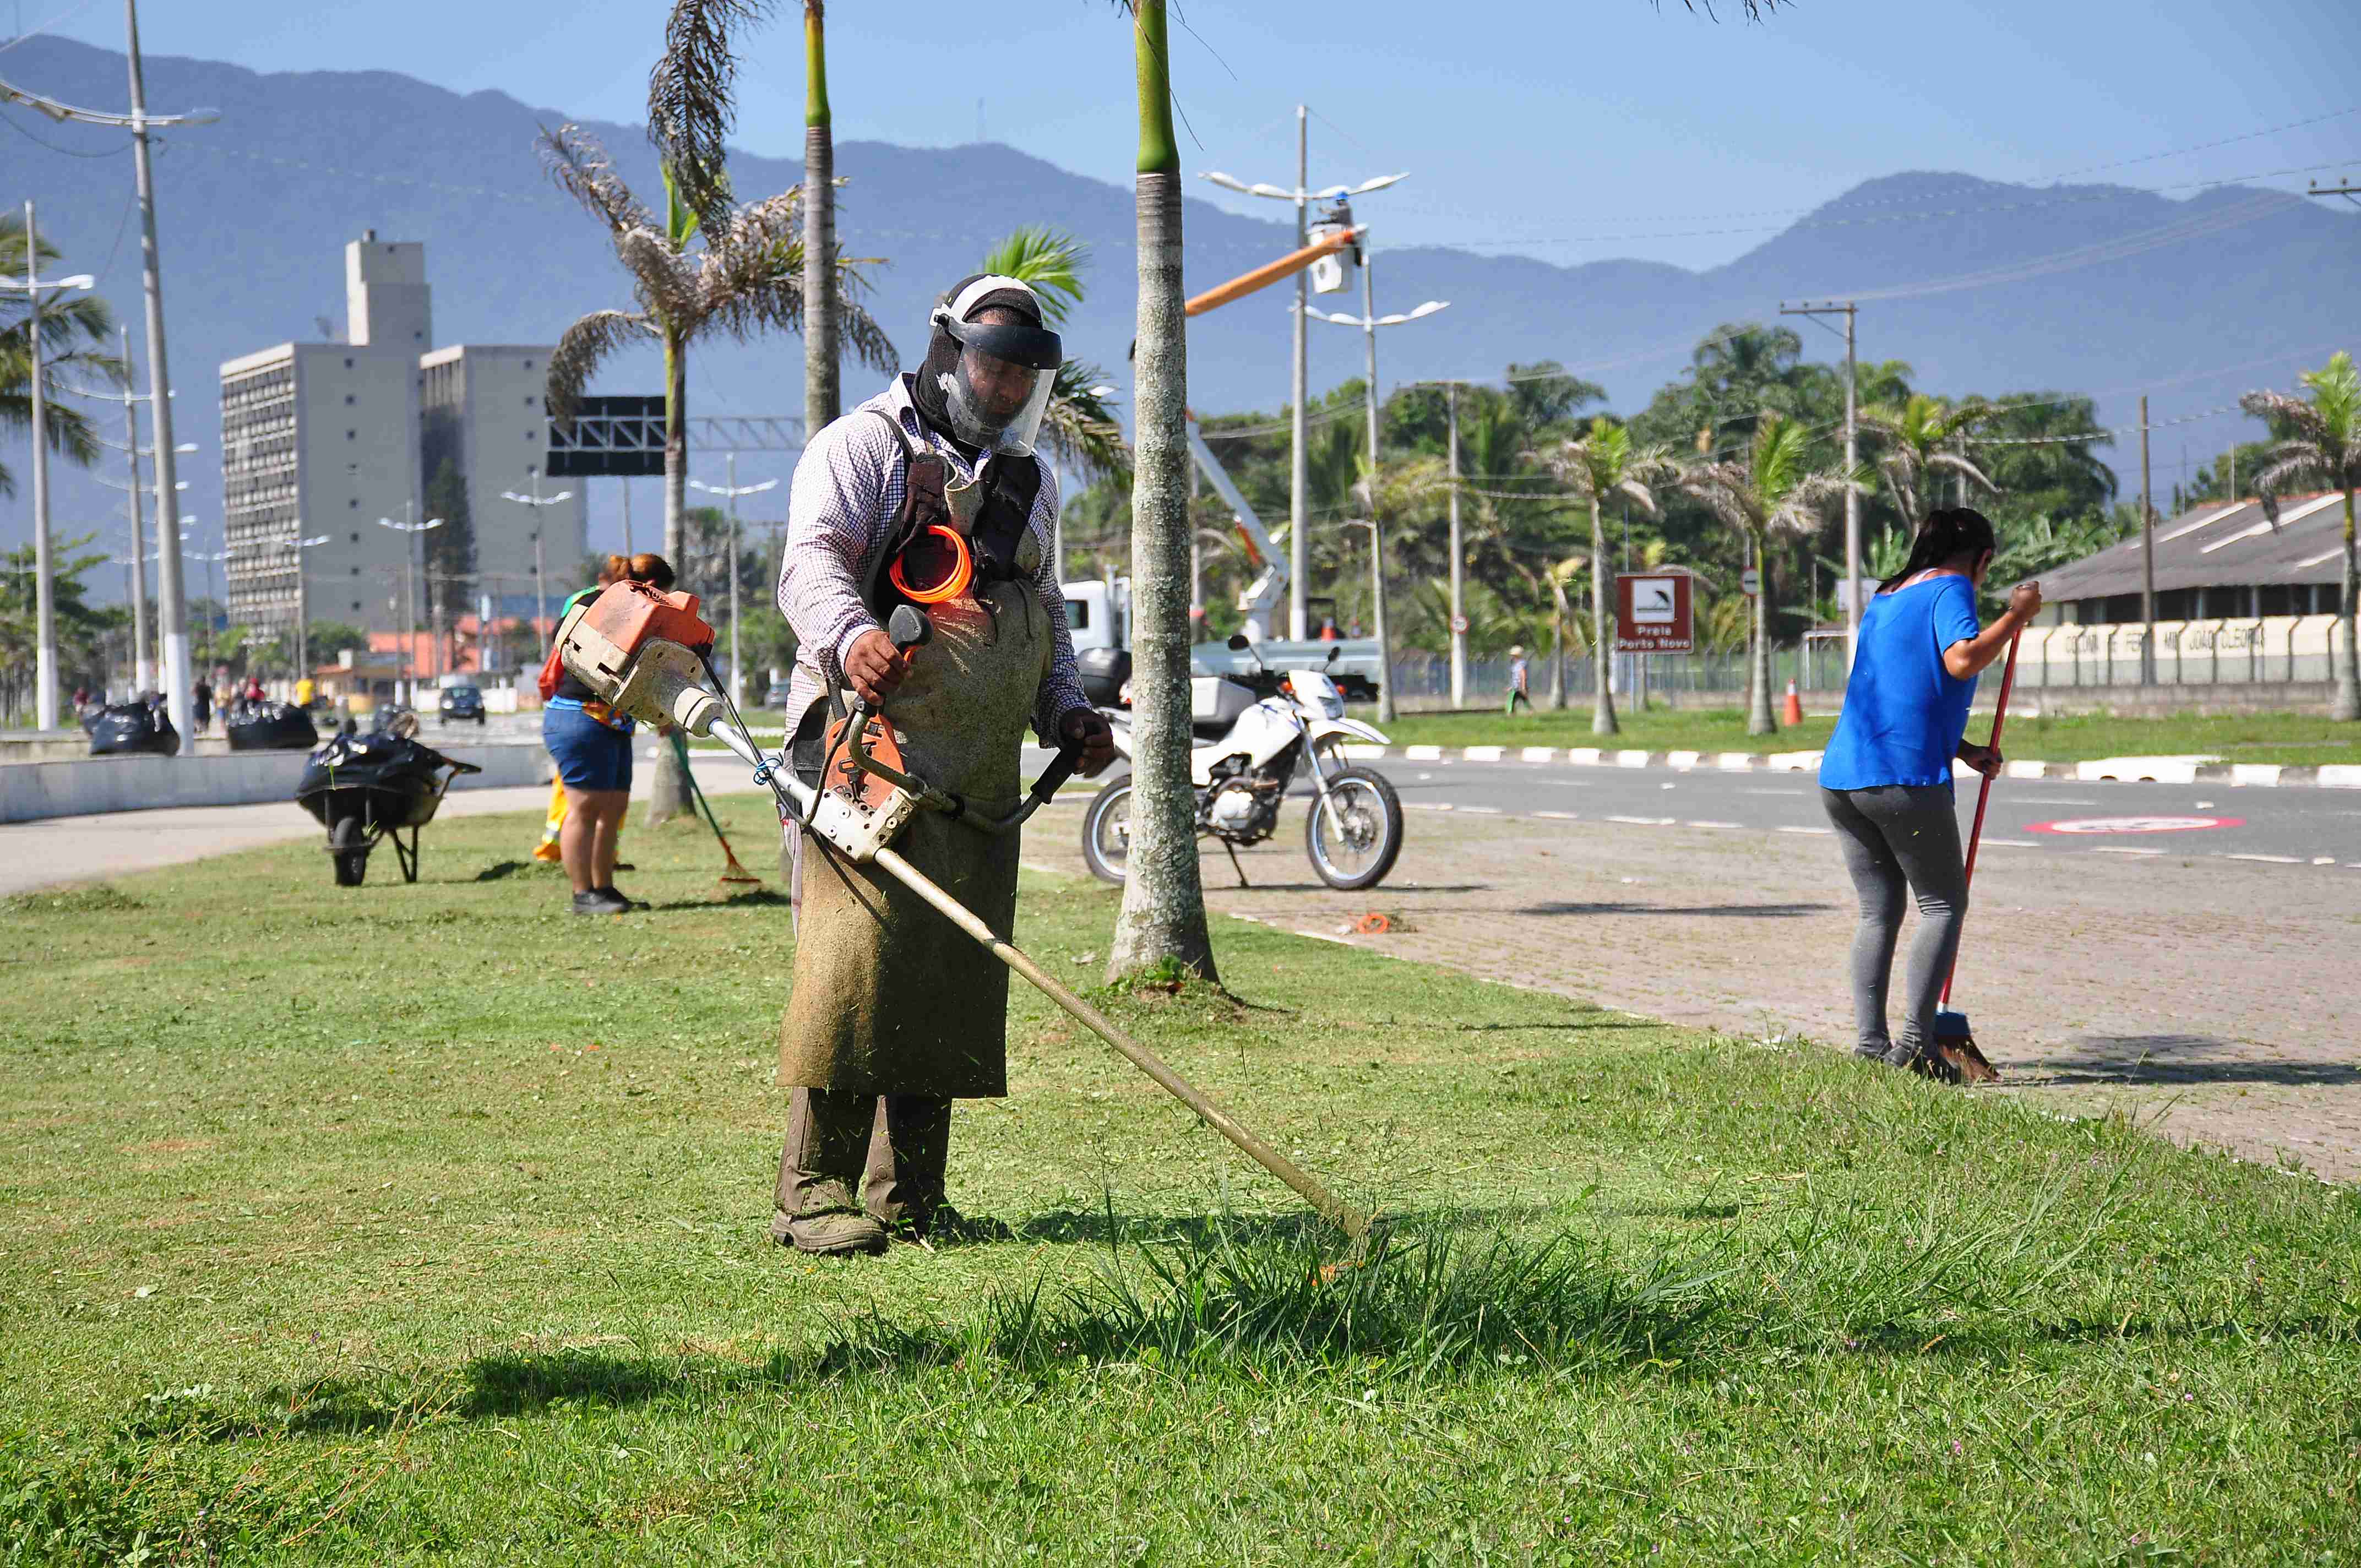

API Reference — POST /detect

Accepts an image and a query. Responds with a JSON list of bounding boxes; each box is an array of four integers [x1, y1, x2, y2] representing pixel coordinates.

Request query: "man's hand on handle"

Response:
[[845, 627, 913, 707], [1059, 707, 1118, 777]]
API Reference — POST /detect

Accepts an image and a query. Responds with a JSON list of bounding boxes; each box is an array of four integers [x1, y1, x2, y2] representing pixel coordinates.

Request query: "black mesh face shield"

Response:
[[924, 276, 1063, 456]]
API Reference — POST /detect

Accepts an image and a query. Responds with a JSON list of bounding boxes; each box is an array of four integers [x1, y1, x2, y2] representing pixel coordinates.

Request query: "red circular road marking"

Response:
[[2022, 814, 2244, 835]]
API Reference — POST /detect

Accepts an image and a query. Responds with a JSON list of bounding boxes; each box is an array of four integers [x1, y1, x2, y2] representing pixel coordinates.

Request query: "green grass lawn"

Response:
[[3, 803, 2357, 1562], [1375, 704, 2361, 766]]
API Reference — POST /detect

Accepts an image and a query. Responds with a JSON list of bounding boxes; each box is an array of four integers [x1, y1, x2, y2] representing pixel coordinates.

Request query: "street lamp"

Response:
[[3, 3, 224, 753], [1203, 138, 1407, 642], [1303, 253, 1449, 724], [502, 466, 574, 665], [374, 510, 445, 704], [72, 329, 196, 693], [1, 200, 96, 731], [690, 455, 779, 710], [292, 532, 331, 687]]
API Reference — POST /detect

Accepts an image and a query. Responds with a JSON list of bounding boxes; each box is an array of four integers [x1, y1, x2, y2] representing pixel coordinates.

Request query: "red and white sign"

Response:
[[1616, 573, 1693, 652], [1449, 614, 1470, 634], [2023, 815, 2244, 835]]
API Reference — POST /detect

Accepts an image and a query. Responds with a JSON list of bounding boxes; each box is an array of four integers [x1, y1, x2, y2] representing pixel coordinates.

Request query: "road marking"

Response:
[[2315, 857, 2338, 865], [1743, 788, 1806, 797], [1686, 819, 1742, 829], [2091, 846, 2164, 856], [1458, 805, 1502, 814], [1464, 745, 1505, 761], [2026, 815, 2244, 835], [1404, 745, 1445, 760], [1981, 838, 2041, 848], [1406, 802, 1455, 812], [2224, 853, 2303, 864], [1777, 825, 1834, 836], [1606, 814, 1676, 825], [1534, 810, 1579, 820]]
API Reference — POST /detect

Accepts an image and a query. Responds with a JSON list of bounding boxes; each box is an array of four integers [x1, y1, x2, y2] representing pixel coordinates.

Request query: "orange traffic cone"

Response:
[[1782, 679, 1804, 727]]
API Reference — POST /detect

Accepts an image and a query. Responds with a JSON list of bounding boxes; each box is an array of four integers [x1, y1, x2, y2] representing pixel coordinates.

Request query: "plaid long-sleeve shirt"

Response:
[[776, 375, 1088, 745]]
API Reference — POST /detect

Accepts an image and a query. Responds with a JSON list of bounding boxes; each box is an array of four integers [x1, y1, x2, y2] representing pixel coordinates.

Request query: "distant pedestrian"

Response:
[[1505, 646, 1531, 714], [242, 673, 264, 705], [191, 678, 214, 733], [1818, 507, 2039, 1071]]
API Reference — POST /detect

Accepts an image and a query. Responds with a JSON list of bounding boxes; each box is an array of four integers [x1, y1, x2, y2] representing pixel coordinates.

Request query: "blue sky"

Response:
[[12, 0, 2360, 273]]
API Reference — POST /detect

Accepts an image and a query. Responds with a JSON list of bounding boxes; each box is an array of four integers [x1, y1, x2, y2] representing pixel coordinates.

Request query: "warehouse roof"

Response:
[[2037, 492, 2351, 602]]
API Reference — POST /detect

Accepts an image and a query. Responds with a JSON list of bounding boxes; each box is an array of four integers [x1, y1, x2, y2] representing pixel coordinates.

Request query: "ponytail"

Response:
[[1878, 507, 1996, 593], [627, 552, 676, 592]]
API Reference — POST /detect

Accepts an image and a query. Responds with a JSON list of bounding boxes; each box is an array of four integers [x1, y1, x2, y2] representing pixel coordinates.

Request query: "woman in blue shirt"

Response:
[[1819, 508, 2041, 1070]]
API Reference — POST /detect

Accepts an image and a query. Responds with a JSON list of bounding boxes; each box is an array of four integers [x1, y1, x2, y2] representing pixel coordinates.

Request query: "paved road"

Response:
[[1026, 756, 2361, 1183]]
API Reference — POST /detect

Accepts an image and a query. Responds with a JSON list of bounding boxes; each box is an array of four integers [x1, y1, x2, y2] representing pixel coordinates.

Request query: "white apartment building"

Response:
[[221, 233, 584, 640]]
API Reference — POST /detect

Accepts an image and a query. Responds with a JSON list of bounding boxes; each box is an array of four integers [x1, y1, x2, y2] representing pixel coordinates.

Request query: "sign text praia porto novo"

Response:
[[1616, 573, 1694, 654]]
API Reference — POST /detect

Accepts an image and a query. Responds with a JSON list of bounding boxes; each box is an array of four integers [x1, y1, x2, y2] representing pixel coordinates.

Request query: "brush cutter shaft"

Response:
[[872, 841, 1369, 1239]]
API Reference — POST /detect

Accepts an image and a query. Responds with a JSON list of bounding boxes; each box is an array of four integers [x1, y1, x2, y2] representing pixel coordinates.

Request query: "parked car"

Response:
[[437, 684, 486, 725]]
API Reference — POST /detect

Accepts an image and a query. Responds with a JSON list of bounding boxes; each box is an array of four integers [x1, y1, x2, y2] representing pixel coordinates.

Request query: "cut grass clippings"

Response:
[[1375, 703, 2360, 766], [2, 800, 2357, 1563]]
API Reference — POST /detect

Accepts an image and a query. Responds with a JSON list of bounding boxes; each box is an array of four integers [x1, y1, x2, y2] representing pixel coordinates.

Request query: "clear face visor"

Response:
[[933, 307, 1062, 457]]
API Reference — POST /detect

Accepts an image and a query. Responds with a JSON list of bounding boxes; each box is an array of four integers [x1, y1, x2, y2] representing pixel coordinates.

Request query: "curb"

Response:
[[1347, 745, 2361, 790]]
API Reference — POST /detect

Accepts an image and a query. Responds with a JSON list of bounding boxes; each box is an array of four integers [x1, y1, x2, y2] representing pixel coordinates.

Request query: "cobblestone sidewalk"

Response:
[[1030, 807, 2361, 1183]]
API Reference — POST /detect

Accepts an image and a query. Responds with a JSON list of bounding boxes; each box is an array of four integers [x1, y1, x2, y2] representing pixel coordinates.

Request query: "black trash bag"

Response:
[[1075, 646, 1133, 708], [87, 702, 179, 757], [225, 699, 319, 752], [295, 730, 463, 832]]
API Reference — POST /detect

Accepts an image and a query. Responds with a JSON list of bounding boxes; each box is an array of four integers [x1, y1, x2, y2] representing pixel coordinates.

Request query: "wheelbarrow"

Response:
[[294, 720, 481, 886]]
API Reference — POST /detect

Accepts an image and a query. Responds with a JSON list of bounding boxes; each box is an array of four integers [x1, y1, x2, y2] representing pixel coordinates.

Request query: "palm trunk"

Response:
[[1107, 0, 1216, 985], [646, 321, 692, 825], [1549, 585, 1568, 710], [1590, 495, 1617, 736], [802, 2, 840, 435], [2336, 483, 2359, 722], [1747, 531, 1775, 735]]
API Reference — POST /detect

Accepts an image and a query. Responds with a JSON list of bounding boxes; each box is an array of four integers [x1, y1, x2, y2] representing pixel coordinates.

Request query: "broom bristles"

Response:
[[1938, 1035, 2000, 1085]]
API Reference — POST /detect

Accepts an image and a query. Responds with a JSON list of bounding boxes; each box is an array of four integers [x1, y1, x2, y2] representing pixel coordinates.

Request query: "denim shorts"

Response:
[[543, 699, 634, 793]]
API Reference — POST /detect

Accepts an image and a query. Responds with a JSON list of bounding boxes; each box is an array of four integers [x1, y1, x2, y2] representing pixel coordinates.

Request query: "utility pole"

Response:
[[621, 477, 633, 558], [119, 328, 149, 690], [1447, 382, 1464, 707], [1359, 254, 1392, 725], [503, 466, 575, 658], [1781, 300, 1860, 667], [690, 458, 779, 709], [2140, 393, 2157, 685]]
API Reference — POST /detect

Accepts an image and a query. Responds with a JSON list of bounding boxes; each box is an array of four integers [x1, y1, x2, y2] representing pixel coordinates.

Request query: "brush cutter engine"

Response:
[[554, 582, 725, 738]]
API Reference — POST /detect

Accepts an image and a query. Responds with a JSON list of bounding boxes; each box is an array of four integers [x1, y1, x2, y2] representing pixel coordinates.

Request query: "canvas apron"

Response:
[[776, 559, 1050, 1099]]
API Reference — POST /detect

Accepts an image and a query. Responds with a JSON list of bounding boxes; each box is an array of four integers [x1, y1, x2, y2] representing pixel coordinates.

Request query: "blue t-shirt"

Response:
[[1819, 574, 1981, 791]]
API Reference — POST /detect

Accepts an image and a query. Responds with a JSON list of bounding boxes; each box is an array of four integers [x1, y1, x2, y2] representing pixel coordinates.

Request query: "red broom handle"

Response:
[[1942, 623, 2023, 1005]]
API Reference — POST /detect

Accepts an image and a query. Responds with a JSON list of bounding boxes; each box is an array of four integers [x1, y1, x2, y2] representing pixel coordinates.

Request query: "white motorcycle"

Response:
[[1081, 637, 1403, 891]]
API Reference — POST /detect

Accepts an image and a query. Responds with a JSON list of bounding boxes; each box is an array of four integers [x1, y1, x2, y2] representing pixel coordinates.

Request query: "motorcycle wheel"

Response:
[[1081, 775, 1134, 884], [329, 813, 370, 888], [1303, 765, 1403, 891]]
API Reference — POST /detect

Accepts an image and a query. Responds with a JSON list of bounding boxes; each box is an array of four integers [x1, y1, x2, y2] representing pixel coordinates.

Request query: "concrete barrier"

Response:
[[0, 743, 551, 824]]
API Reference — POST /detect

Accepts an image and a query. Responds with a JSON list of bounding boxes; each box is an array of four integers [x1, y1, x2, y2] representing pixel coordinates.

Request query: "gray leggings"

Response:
[[1820, 785, 1968, 1057]]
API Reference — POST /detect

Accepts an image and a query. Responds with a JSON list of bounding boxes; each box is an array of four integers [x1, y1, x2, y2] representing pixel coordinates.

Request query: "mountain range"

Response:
[[6, 34, 2357, 584]]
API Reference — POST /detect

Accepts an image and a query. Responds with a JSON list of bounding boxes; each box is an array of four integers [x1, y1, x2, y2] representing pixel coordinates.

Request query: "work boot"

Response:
[[597, 884, 647, 911], [864, 1095, 953, 1242], [773, 1089, 888, 1256], [570, 889, 627, 916]]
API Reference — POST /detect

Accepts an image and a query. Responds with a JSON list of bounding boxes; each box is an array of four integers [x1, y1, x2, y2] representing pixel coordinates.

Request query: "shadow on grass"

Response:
[[471, 860, 545, 882], [1455, 1019, 1657, 1033]]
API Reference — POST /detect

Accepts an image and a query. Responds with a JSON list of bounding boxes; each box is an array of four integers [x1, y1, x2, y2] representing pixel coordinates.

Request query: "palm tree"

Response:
[[1530, 422, 1675, 735], [2242, 351, 2361, 721], [1864, 393, 1995, 521], [540, 121, 891, 821], [0, 212, 125, 497], [977, 226, 1129, 483], [1682, 411, 1857, 734], [1105, 0, 1217, 984]]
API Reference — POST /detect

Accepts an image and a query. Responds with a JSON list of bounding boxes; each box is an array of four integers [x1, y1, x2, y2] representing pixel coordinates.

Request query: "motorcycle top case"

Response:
[[86, 703, 179, 757], [225, 700, 320, 752], [295, 731, 461, 830]]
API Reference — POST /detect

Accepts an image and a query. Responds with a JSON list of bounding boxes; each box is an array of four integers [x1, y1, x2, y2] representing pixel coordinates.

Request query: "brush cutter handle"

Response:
[[1942, 623, 2024, 1006]]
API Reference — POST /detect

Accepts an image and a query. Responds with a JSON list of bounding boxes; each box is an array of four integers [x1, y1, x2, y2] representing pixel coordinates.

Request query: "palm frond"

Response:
[[980, 226, 1090, 325], [2238, 388, 2322, 439], [618, 228, 704, 328], [537, 123, 654, 236], [1041, 361, 1130, 484], [2249, 451, 2325, 500], [648, 0, 773, 231], [1926, 450, 1999, 494], [545, 309, 657, 424]]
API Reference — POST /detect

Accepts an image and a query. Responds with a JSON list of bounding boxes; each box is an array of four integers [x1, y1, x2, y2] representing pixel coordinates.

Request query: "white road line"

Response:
[[1458, 805, 1503, 814], [2314, 857, 2338, 866], [2224, 853, 2303, 864], [1606, 814, 1676, 826], [1777, 825, 1834, 836], [1686, 819, 1742, 829], [2091, 846, 2164, 856], [1534, 810, 1579, 820], [1981, 838, 2041, 848], [1406, 802, 1455, 812], [1744, 788, 1807, 797]]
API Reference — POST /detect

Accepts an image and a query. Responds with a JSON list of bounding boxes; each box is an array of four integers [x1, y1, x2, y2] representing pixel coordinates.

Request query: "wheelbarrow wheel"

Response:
[[329, 812, 370, 887]]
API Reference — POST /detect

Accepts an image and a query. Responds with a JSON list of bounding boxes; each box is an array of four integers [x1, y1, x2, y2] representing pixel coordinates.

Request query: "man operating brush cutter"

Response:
[[770, 275, 1117, 1256]]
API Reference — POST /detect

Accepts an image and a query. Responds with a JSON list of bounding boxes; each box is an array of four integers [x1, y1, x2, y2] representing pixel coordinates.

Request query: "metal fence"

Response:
[[1390, 645, 1833, 705]]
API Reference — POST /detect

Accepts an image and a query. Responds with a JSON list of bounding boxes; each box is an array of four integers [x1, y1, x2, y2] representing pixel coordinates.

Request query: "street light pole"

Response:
[[502, 467, 575, 667], [1781, 300, 1862, 667], [690, 459, 780, 709], [293, 531, 328, 685], [119, 327, 150, 690], [10, 200, 86, 730], [1447, 382, 1464, 707], [374, 509, 444, 705]]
